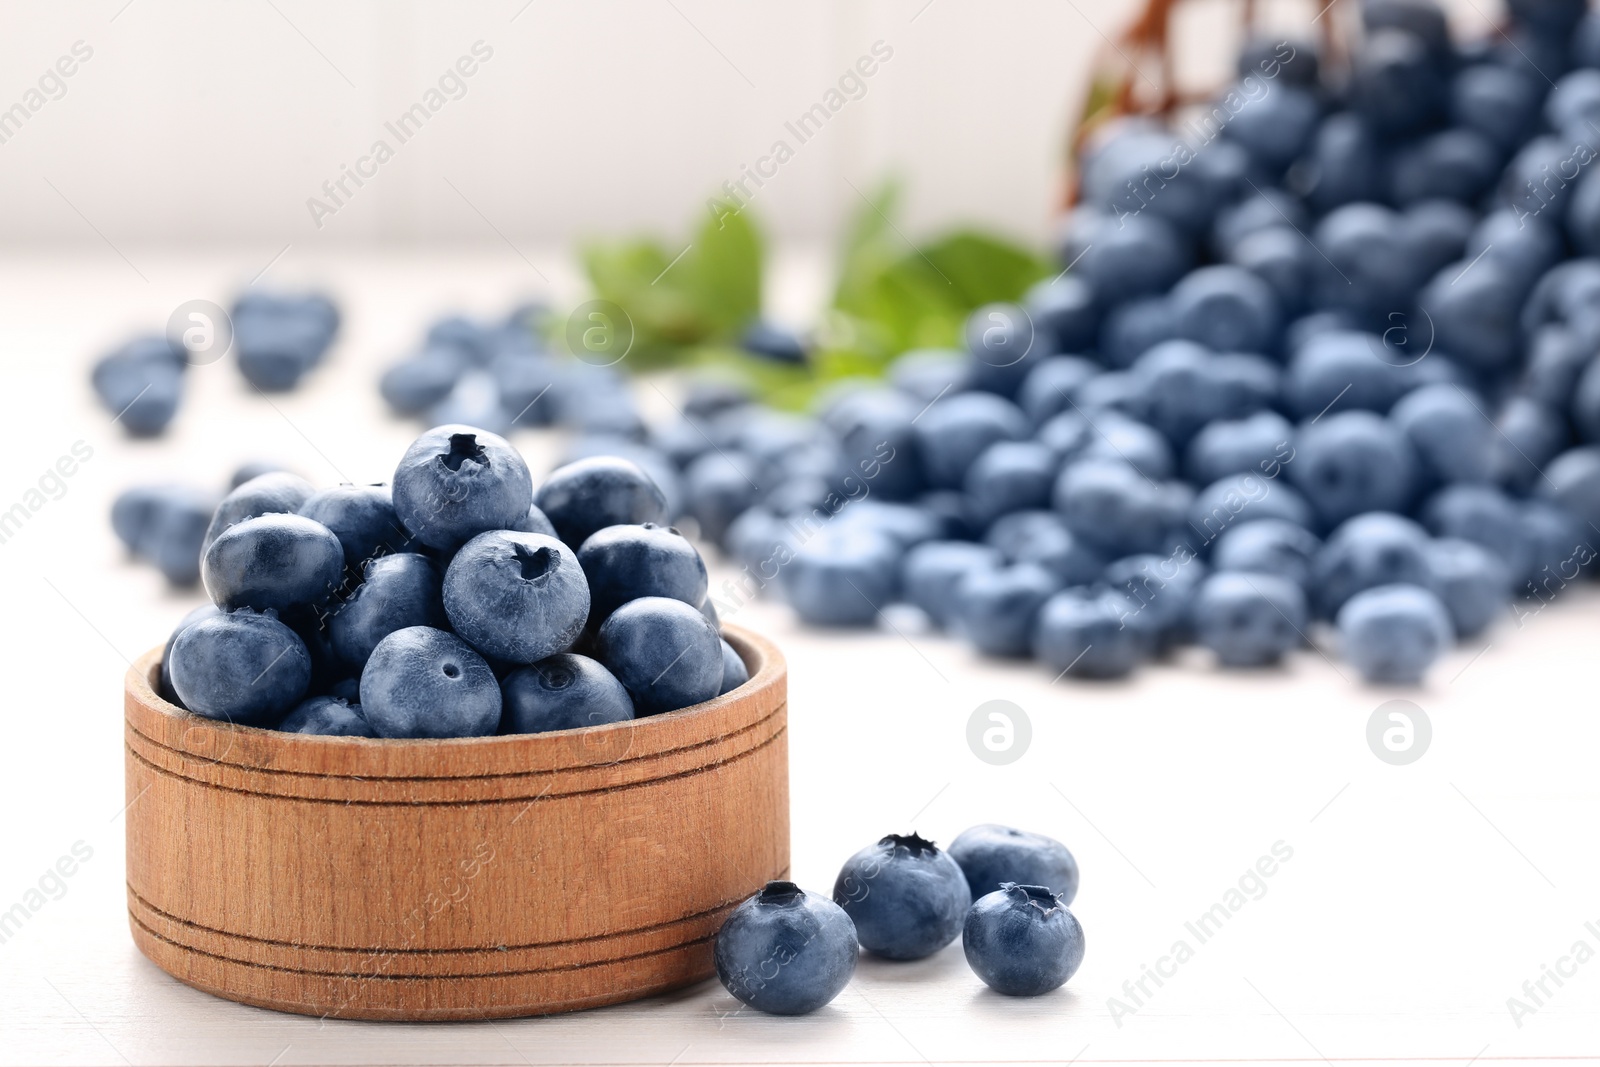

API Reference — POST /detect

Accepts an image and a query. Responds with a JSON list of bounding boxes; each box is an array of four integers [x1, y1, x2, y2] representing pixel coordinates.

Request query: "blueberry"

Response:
[[780, 525, 901, 627], [234, 314, 327, 391], [953, 562, 1060, 657], [203, 471, 317, 553], [1337, 583, 1454, 685], [720, 639, 748, 697], [298, 484, 410, 569], [1417, 259, 1522, 373], [901, 541, 1003, 629], [578, 522, 707, 624], [509, 502, 559, 539], [1220, 82, 1321, 174], [117, 485, 218, 586], [963, 884, 1085, 997], [1032, 588, 1150, 679], [1169, 265, 1281, 356], [1452, 62, 1542, 152], [229, 461, 294, 490], [1349, 30, 1445, 137], [821, 388, 923, 501], [425, 314, 495, 363], [1211, 519, 1323, 589], [1213, 187, 1309, 259], [1054, 459, 1188, 556], [1230, 226, 1312, 316], [202, 513, 345, 613], [159, 603, 222, 706], [1130, 341, 1279, 447], [1187, 472, 1314, 546], [1104, 552, 1209, 647], [277, 695, 375, 737], [1099, 296, 1177, 368], [358, 626, 501, 738], [1538, 446, 1600, 531], [327, 553, 447, 671], [1289, 412, 1416, 528], [1284, 331, 1415, 419], [1076, 412, 1176, 481], [1308, 205, 1421, 322], [984, 510, 1104, 586], [740, 320, 808, 364], [1023, 275, 1100, 356], [1301, 113, 1382, 214], [1492, 397, 1571, 491], [963, 441, 1059, 528], [1192, 571, 1307, 667], [442, 531, 589, 664], [1059, 209, 1193, 300], [169, 609, 311, 725], [1312, 512, 1433, 617], [833, 833, 970, 961], [887, 348, 971, 404], [1387, 129, 1500, 206], [1080, 126, 1218, 234], [1420, 485, 1532, 583], [379, 349, 466, 416], [392, 425, 533, 553], [715, 881, 858, 1015], [1186, 411, 1295, 484], [500, 654, 634, 733], [965, 302, 1039, 397], [1426, 538, 1511, 638], [594, 596, 723, 714], [1389, 385, 1495, 487], [1402, 200, 1475, 281], [532, 454, 671, 552], [92, 338, 185, 436], [910, 392, 1029, 490], [1520, 499, 1595, 599], [948, 824, 1079, 903], [1016, 357, 1101, 428]]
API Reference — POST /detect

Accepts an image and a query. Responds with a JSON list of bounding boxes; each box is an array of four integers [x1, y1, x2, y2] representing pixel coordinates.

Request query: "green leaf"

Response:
[[682, 205, 763, 337]]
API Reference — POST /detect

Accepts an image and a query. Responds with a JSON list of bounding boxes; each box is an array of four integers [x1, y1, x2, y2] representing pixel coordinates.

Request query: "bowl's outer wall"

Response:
[[124, 625, 789, 1020]]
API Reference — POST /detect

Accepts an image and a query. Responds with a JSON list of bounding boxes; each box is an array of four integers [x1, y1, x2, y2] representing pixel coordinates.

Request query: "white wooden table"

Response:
[[1, 250, 1596, 1066]]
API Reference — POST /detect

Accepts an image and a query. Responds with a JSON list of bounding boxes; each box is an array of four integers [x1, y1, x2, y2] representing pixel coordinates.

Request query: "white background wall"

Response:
[[0, 0, 1499, 252]]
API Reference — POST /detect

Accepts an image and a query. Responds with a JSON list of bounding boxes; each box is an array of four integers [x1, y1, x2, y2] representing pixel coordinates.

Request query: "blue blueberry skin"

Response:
[[169, 609, 312, 725], [1192, 571, 1307, 667], [578, 522, 708, 624], [1213, 188, 1309, 259], [780, 526, 901, 627], [492, 352, 561, 427], [116, 485, 219, 586], [1402, 200, 1475, 282], [833, 833, 971, 961], [1420, 485, 1532, 584], [1099, 295, 1178, 369], [715, 881, 858, 1015], [499, 654, 634, 733], [1079, 127, 1218, 234], [985, 511, 1104, 586], [1016, 356, 1101, 428], [1031, 588, 1150, 679], [1186, 411, 1295, 485], [740, 320, 809, 364], [92, 338, 185, 436], [1452, 62, 1542, 152], [963, 885, 1086, 997], [1288, 412, 1417, 529], [560, 437, 685, 522], [911, 393, 1029, 490], [508, 502, 560, 540], [1103, 552, 1209, 647], [1211, 519, 1323, 589], [1388, 384, 1495, 488], [1538, 447, 1600, 532], [1301, 113, 1382, 214], [298, 484, 410, 569], [1023, 275, 1100, 356], [901, 541, 1003, 629], [1349, 30, 1445, 137], [963, 441, 1059, 528], [821, 388, 923, 501], [230, 462, 294, 490], [1129, 341, 1279, 447], [234, 314, 326, 391], [953, 562, 1061, 657], [948, 825, 1079, 904], [358, 626, 501, 738], [1416, 260, 1521, 374], [379, 349, 466, 416], [964, 302, 1039, 398], [536, 455, 670, 551], [443, 531, 590, 664], [1168, 265, 1281, 356], [202, 514, 346, 613], [1312, 512, 1433, 618], [327, 553, 447, 671], [1387, 129, 1500, 206], [277, 696, 375, 738], [1283, 331, 1415, 419], [1492, 397, 1571, 493], [1220, 81, 1321, 174], [1058, 209, 1193, 300], [1054, 459, 1190, 556], [203, 471, 317, 553], [592, 596, 722, 714], [1520, 499, 1595, 600], [1308, 204, 1422, 322], [1230, 226, 1312, 316], [1426, 538, 1512, 638], [887, 348, 971, 404], [718, 639, 750, 695], [1186, 472, 1314, 546], [392, 425, 533, 553], [1337, 583, 1455, 685], [424, 314, 495, 363], [159, 603, 222, 706]]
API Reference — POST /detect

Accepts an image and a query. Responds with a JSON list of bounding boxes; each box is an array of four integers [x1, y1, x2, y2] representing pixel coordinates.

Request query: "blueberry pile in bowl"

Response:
[[158, 424, 745, 739], [534, 0, 1600, 687], [715, 823, 1084, 1014]]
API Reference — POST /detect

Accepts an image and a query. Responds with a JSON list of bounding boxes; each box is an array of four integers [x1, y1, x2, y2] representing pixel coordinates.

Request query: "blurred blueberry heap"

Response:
[[91, 289, 339, 436], [112, 463, 293, 587], [597, 0, 1600, 686]]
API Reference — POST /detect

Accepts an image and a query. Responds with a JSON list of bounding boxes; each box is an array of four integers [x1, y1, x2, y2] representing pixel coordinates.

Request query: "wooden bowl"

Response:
[[123, 625, 788, 1021]]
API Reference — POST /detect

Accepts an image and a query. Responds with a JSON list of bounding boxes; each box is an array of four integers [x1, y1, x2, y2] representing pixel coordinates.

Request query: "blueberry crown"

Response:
[[756, 880, 805, 906], [878, 832, 940, 857], [1002, 882, 1064, 915]]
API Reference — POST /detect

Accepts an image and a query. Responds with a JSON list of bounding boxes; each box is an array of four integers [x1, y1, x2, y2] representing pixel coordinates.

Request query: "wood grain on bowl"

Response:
[[123, 624, 788, 1021]]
